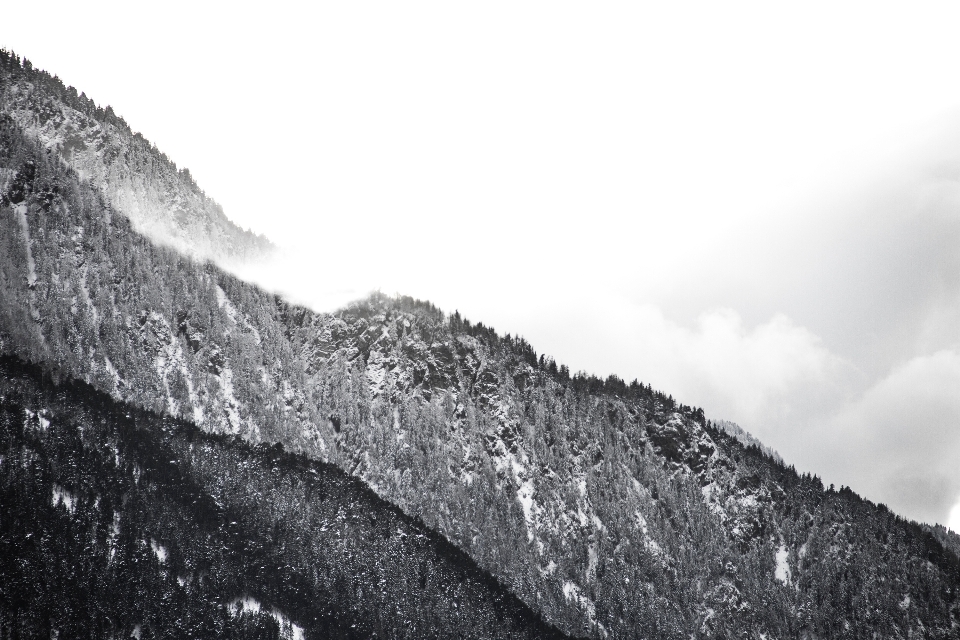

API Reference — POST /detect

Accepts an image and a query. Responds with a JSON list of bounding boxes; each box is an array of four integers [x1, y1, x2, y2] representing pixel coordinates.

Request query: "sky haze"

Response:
[[4, 0, 960, 529]]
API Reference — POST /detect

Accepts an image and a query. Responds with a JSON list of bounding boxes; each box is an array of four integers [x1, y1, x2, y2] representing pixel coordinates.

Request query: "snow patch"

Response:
[[51, 484, 76, 513], [108, 511, 121, 561], [14, 204, 37, 287], [142, 312, 202, 423], [700, 481, 727, 519], [516, 478, 537, 542], [216, 286, 238, 323], [216, 285, 262, 343], [701, 608, 716, 635], [365, 350, 387, 397], [150, 540, 168, 563], [587, 543, 599, 581], [774, 545, 791, 585], [487, 410, 541, 544], [591, 514, 605, 531], [634, 511, 665, 560], [103, 356, 121, 392], [218, 367, 243, 433], [228, 596, 305, 640]]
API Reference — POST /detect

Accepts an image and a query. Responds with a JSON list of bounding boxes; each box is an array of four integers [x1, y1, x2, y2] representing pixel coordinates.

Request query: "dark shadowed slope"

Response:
[[0, 354, 576, 640]]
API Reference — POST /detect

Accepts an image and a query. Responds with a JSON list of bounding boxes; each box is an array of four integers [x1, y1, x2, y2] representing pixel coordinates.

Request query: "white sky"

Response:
[[5, 1, 960, 530]]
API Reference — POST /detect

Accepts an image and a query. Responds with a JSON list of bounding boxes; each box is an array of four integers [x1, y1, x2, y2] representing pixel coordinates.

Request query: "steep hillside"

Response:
[[0, 354, 573, 640], [0, 50, 271, 265], [2, 54, 960, 639]]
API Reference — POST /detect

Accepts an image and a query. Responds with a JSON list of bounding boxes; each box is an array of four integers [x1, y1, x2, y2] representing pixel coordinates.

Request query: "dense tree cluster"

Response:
[[297, 298, 960, 638], [0, 51, 132, 135]]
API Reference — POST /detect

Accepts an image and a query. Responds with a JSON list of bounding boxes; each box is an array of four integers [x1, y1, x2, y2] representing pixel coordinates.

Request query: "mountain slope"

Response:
[[0, 354, 574, 640], [2, 53, 960, 638], [0, 50, 271, 266]]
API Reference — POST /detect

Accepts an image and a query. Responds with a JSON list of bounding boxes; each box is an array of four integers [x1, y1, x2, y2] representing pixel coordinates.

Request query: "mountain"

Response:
[[2, 51, 960, 638], [0, 50, 271, 266]]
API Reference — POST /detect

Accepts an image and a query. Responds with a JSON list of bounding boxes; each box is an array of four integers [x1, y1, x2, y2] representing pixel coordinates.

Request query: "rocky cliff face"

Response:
[[2, 51, 960, 639], [0, 51, 271, 266]]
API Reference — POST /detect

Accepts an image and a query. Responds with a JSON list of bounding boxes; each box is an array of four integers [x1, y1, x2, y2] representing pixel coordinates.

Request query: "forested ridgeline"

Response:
[[2, 55, 960, 638], [0, 354, 575, 640], [0, 50, 272, 265]]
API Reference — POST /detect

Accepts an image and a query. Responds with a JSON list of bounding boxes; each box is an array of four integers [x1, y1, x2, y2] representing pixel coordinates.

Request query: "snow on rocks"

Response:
[[138, 311, 203, 423], [486, 411, 542, 544]]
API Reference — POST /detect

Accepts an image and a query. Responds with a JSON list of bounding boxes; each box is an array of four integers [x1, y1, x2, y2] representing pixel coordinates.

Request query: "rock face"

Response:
[[0, 51, 272, 266], [2, 51, 960, 638]]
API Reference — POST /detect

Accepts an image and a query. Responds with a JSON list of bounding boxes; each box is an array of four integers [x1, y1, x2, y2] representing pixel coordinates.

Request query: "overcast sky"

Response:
[[5, 1, 960, 530]]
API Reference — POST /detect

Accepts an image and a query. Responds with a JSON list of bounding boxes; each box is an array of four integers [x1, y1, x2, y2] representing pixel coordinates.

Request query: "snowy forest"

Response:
[[2, 49, 960, 639]]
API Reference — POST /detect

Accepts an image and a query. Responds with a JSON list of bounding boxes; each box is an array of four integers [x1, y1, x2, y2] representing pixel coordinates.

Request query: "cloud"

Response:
[[813, 349, 960, 526], [949, 501, 960, 534], [622, 306, 855, 427], [487, 296, 859, 457]]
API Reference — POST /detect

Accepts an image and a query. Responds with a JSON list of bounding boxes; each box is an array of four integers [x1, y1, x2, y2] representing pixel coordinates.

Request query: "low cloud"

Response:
[[948, 502, 960, 533], [813, 349, 960, 525], [600, 306, 853, 431]]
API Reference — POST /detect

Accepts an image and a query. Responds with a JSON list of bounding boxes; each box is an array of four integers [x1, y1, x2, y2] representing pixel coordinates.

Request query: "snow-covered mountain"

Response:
[[2, 51, 960, 639]]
